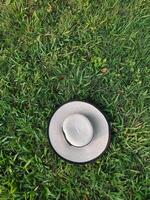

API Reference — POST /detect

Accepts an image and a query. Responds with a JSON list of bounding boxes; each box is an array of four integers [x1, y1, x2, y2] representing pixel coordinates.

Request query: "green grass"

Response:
[[0, 0, 150, 199]]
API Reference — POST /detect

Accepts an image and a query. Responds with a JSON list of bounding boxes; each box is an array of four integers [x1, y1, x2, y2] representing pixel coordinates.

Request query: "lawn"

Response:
[[0, 0, 150, 199]]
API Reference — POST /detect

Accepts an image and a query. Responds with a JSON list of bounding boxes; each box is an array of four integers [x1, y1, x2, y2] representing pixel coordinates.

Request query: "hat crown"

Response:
[[63, 114, 93, 147]]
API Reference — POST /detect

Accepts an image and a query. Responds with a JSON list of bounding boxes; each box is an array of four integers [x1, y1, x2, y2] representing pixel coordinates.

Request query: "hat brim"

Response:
[[48, 101, 111, 164]]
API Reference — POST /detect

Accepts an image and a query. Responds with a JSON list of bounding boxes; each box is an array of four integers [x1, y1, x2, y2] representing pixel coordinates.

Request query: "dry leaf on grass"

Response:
[[100, 67, 109, 74]]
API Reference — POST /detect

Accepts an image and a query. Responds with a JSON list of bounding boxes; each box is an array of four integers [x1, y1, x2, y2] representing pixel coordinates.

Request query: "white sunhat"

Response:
[[48, 101, 111, 164]]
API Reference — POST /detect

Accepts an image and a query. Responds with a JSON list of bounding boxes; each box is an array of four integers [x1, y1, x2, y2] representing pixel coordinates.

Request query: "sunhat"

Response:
[[48, 101, 110, 163]]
